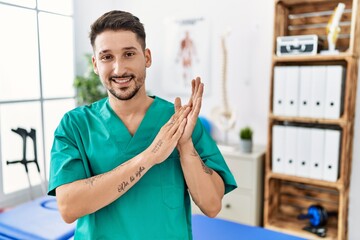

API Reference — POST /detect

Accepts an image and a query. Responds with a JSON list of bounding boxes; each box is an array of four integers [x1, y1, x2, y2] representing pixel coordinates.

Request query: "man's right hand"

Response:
[[146, 105, 190, 165]]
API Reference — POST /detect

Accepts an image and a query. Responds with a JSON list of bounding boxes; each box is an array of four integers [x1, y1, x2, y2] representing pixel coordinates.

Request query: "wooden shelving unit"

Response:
[[264, 0, 360, 239]]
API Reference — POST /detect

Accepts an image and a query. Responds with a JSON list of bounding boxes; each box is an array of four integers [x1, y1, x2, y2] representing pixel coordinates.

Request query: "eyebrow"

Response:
[[98, 49, 111, 55], [98, 46, 138, 55], [123, 47, 138, 51]]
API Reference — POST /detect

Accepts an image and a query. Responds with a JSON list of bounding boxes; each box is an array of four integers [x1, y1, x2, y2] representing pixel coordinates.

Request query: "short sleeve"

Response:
[[192, 119, 237, 194], [48, 114, 88, 196]]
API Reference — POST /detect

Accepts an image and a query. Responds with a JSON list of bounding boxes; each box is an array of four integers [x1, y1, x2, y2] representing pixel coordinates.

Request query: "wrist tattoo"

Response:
[[151, 140, 163, 153]]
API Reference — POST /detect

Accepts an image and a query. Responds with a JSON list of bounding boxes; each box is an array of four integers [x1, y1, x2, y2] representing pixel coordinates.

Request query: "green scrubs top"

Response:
[[48, 96, 237, 240]]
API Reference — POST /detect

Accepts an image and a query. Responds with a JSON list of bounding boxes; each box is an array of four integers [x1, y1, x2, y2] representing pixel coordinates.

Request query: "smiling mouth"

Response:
[[111, 76, 133, 84]]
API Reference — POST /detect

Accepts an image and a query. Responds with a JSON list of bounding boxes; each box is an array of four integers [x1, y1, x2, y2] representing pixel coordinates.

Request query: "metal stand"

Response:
[[6, 128, 46, 199]]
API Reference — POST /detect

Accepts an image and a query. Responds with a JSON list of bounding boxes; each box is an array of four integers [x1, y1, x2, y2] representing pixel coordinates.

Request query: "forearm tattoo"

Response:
[[85, 175, 100, 187], [200, 160, 213, 175], [118, 181, 129, 192], [118, 166, 146, 193], [84, 160, 130, 187], [191, 149, 213, 175], [151, 140, 163, 153], [84, 162, 146, 194]]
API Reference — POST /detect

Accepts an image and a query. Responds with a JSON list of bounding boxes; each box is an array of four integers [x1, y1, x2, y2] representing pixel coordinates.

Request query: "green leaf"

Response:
[[73, 54, 107, 105], [240, 126, 253, 140]]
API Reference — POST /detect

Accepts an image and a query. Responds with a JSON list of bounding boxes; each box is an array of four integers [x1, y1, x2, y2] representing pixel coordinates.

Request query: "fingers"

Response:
[[166, 106, 190, 131], [194, 77, 203, 99], [173, 117, 187, 140], [187, 77, 202, 107], [191, 96, 202, 118], [172, 77, 204, 130], [174, 97, 182, 112], [188, 80, 204, 118]]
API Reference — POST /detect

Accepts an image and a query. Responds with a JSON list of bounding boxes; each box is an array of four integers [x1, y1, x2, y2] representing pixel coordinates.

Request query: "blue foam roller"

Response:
[[0, 196, 75, 240]]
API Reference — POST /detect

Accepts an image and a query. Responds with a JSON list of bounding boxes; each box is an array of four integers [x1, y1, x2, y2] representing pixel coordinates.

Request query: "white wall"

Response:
[[73, 1, 359, 238], [118, 0, 273, 146], [73, 0, 119, 75], [74, 0, 273, 146]]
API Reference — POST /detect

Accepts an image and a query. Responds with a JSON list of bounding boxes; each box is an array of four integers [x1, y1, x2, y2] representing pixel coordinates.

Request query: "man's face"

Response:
[[92, 30, 151, 101]]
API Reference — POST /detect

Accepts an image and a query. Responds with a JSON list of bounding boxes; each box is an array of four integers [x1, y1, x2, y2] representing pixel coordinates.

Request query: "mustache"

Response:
[[109, 74, 135, 80]]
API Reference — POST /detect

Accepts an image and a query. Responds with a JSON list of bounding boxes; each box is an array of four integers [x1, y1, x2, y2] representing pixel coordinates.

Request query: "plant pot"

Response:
[[240, 139, 252, 153]]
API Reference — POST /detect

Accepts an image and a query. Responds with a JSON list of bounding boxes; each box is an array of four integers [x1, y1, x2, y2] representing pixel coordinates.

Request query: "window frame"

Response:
[[0, 0, 75, 208]]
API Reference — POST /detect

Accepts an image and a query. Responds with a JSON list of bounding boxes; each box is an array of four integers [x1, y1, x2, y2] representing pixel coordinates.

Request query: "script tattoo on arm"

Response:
[[84, 160, 132, 188], [117, 181, 129, 192], [117, 166, 146, 193], [151, 140, 163, 153], [191, 149, 213, 175]]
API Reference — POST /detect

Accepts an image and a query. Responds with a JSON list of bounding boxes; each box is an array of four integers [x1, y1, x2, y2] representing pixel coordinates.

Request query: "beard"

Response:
[[107, 71, 146, 101], [108, 84, 141, 100]]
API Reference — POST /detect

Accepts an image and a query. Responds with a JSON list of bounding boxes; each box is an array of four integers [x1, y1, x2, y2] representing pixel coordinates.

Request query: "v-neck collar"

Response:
[[99, 96, 161, 154]]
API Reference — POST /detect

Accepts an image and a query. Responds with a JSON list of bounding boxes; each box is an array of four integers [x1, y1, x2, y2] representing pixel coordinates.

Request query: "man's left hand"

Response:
[[175, 77, 204, 146]]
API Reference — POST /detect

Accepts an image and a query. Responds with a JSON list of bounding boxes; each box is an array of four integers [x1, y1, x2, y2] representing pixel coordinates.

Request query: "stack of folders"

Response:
[[273, 65, 345, 118], [272, 125, 341, 182]]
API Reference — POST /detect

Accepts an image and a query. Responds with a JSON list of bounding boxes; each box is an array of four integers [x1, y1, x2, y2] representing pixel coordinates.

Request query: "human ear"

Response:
[[92, 55, 99, 75], [144, 48, 152, 68]]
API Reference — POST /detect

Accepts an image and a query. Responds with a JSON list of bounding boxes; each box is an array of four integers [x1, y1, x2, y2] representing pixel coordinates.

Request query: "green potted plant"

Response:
[[239, 126, 253, 153], [74, 53, 107, 105]]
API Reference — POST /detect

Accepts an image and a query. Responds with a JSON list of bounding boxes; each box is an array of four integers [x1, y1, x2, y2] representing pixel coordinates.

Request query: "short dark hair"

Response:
[[89, 10, 146, 50]]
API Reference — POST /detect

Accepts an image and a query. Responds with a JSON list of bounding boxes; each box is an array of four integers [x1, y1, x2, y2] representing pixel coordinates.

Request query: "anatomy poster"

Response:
[[162, 17, 210, 95]]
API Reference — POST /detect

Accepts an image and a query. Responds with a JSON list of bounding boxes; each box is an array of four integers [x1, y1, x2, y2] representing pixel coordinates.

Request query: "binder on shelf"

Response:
[[273, 66, 286, 115], [272, 125, 286, 174], [284, 126, 297, 175], [310, 66, 326, 118], [296, 127, 311, 178], [323, 129, 341, 182], [309, 128, 325, 180], [284, 66, 300, 116], [298, 66, 312, 118], [325, 66, 344, 119]]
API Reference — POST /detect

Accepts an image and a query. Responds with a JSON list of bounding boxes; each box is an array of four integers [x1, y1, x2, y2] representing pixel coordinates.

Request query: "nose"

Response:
[[113, 58, 127, 76]]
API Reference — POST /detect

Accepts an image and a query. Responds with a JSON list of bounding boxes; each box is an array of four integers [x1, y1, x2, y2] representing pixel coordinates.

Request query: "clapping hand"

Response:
[[175, 77, 204, 146]]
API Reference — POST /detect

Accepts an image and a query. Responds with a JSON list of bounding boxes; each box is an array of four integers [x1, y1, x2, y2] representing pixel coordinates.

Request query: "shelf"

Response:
[[267, 172, 341, 190], [265, 214, 338, 240], [273, 53, 356, 63], [269, 114, 348, 127], [265, 0, 359, 239], [276, 0, 351, 8]]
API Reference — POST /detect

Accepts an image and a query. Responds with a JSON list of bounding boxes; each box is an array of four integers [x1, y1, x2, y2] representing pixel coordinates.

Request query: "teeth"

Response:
[[113, 77, 131, 84]]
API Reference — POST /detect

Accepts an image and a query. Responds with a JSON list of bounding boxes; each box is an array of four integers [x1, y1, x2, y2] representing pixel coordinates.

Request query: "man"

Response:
[[48, 10, 237, 239]]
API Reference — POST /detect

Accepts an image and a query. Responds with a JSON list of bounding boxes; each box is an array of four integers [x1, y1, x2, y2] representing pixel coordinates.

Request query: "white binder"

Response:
[[284, 126, 297, 175], [299, 66, 312, 118], [325, 66, 344, 119], [323, 129, 341, 182], [296, 127, 311, 178], [284, 66, 300, 116], [272, 125, 286, 173], [309, 128, 325, 180], [273, 67, 286, 115], [310, 66, 326, 118]]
